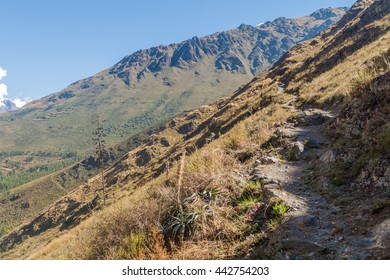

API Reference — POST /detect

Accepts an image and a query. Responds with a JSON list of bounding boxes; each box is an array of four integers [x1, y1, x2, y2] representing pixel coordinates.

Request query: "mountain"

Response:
[[0, 7, 346, 235], [0, 99, 17, 113], [0, 8, 345, 156], [3, 0, 389, 260], [108, 7, 347, 83]]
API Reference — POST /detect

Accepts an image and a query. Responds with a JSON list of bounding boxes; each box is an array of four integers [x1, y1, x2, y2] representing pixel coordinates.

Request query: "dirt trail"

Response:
[[249, 98, 375, 259]]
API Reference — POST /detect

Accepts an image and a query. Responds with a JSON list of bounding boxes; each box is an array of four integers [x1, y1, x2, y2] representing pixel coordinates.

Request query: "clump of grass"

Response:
[[224, 134, 242, 150], [223, 123, 247, 150], [328, 159, 365, 187], [0, 225, 9, 237], [117, 231, 147, 259], [350, 54, 390, 106], [242, 181, 263, 196], [262, 200, 289, 231], [237, 195, 261, 210], [287, 150, 298, 161], [236, 181, 264, 213], [350, 68, 376, 95], [270, 202, 288, 219]]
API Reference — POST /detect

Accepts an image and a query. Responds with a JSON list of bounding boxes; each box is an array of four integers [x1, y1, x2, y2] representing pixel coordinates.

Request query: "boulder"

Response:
[[281, 239, 329, 252], [320, 150, 336, 164], [258, 156, 279, 165], [287, 141, 306, 160]]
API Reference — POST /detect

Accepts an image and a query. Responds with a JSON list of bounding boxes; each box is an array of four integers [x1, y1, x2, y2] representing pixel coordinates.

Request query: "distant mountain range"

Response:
[[108, 7, 347, 84], [0, 99, 17, 113]]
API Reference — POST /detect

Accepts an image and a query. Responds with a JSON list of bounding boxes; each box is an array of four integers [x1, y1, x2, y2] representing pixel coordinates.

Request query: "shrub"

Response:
[[117, 232, 147, 259]]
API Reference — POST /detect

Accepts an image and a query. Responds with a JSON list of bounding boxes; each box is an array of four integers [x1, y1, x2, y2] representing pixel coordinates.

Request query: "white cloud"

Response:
[[12, 97, 32, 108], [0, 66, 32, 108], [0, 67, 6, 80], [0, 83, 8, 100], [0, 67, 8, 101]]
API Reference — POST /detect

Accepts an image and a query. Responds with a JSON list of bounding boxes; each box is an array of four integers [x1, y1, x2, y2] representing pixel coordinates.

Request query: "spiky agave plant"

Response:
[[169, 211, 199, 242], [167, 151, 200, 243]]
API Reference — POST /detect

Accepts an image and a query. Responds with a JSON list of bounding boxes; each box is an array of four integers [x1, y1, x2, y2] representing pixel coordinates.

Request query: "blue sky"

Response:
[[0, 0, 356, 105]]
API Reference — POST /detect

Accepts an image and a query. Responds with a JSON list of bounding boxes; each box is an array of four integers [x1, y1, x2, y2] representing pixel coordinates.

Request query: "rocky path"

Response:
[[248, 100, 374, 259]]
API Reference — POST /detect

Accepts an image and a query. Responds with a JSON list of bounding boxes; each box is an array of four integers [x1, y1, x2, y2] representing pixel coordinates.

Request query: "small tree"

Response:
[[93, 119, 107, 205]]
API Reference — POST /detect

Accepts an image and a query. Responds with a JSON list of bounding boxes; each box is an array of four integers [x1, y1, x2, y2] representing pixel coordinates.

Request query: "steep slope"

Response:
[[0, 8, 345, 172], [2, 0, 389, 259], [0, 121, 166, 237]]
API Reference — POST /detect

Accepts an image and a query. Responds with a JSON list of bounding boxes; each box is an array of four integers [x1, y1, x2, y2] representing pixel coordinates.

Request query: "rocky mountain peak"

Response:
[[107, 7, 346, 86], [310, 7, 348, 20]]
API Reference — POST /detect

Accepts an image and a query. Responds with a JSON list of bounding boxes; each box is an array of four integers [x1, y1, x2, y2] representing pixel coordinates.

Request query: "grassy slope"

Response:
[[0, 120, 167, 238], [0, 10, 345, 195], [0, 62, 252, 152], [2, 1, 388, 259]]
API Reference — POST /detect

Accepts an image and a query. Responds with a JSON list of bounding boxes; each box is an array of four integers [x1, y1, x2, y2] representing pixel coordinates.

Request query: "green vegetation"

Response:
[[237, 195, 261, 210], [0, 225, 8, 237], [0, 158, 79, 193], [237, 181, 264, 210], [270, 201, 288, 219], [168, 211, 199, 242], [117, 232, 147, 259]]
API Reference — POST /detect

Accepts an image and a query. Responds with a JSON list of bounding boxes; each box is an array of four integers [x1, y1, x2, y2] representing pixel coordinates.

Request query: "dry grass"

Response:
[[294, 28, 390, 108], [25, 96, 294, 260]]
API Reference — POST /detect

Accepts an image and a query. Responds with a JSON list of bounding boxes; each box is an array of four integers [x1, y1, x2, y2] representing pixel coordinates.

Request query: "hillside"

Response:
[[1, 0, 389, 260], [0, 8, 346, 238], [0, 8, 345, 195]]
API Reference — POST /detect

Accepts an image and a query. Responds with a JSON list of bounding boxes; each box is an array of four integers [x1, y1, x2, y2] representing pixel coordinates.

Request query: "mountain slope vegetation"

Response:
[[1, 0, 389, 259], [0, 8, 345, 192]]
